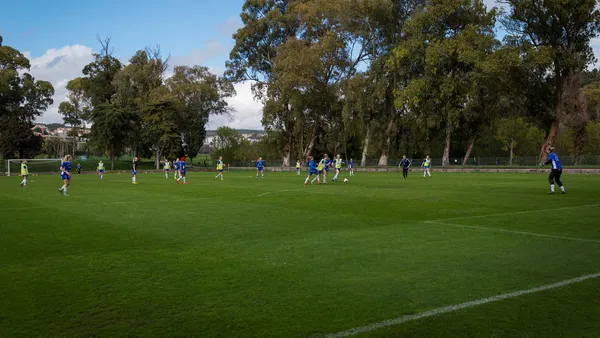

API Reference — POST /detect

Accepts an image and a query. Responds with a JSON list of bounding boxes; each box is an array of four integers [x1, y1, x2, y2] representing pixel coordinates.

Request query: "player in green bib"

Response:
[[163, 159, 170, 179], [333, 154, 343, 182], [421, 156, 432, 178], [97, 161, 105, 180], [296, 160, 301, 175], [19, 160, 29, 187], [215, 156, 224, 180]]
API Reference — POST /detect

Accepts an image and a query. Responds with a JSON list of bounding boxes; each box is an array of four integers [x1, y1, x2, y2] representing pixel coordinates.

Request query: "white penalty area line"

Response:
[[325, 271, 600, 338], [433, 203, 599, 223], [425, 220, 600, 244]]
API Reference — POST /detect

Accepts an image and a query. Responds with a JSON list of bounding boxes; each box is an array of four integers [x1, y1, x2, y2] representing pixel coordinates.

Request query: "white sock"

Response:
[[63, 187, 68, 195], [550, 184, 555, 192], [304, 176, 309, 184], [428, 171, 431, 177], [424, 172, 426, 177], [560, 186, 565, 192], [177, 177, 180, 182], [133, 177, 136, 183], [165, 173, 168, 179], [101, 175, 103, 180], [262, 174, 264, 179], [311, 177, 317, 183], [183, 177, 186, 183]]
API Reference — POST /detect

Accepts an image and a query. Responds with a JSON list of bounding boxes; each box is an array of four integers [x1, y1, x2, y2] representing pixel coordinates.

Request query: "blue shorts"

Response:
[[349, 166, 353, 169], [218, 170, 223, 173], [324, 168, 329, 172], [335, 168, 341, 172], [164, 169, 169, 171], [60, 173, 70, 180], [424, 166, 430, 170], [180, 170, 186, 176], [132, 170, 137, 176], [257, 167, 264, 171], [309, 169, 318, 175], [296, 167, 301, 170], [98, 170, 104, 173]]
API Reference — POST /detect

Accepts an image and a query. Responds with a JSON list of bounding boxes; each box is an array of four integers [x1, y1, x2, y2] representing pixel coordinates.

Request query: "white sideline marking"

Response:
[[434, 203, 599, 222], [326, 272, 600, 337], [257, 191, 271, 197], [426, 221, 600, 243]]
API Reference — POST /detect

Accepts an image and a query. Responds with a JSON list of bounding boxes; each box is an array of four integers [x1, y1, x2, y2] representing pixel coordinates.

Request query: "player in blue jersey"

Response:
[[76, 163, 82, 175], [176, 157, 188, 184], [256, 157, 265, 179], [173, 158, 180, 181], [348, 159, 354, 176], [304, 156, 320, 186], [58, 155, 72, 196], [540, 146, 565, 194], [132, 156, 139, 184], [399, 155, 412, 179], [322, 154, 331, 184]]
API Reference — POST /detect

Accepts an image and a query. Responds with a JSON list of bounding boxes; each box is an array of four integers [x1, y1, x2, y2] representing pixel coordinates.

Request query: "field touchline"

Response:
[[433, 203, 599, 222], [324, 272, 600, 338], [425, 221, 600, 243]]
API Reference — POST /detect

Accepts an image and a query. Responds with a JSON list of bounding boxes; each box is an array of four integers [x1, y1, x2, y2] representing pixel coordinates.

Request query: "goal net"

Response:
[[6, 159, 63, 176]]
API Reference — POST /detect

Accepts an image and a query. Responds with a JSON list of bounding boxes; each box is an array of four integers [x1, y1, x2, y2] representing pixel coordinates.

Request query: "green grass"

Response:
[[1, 171, 599, 337]]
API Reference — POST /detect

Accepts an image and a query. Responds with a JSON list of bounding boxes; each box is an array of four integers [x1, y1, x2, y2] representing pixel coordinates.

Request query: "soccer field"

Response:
[[1, 171, 600, 337]]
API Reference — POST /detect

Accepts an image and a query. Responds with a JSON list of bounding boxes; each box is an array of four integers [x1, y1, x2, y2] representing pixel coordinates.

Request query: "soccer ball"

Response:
[[344, 178, 348, 183]]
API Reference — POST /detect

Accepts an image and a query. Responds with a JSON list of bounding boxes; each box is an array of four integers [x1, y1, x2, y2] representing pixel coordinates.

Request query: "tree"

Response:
[[502, 0, 600, 161], [58, 77, 91, 155], [212, 126, 243, 162], [112, 48, 170, 163], [389, 0, 498, 166], [141, 86, 182, 169], [0, 35, 54, 158], [167, 65, 235, 164], [89, 103, 135, 168], [494, 117, 543, 164], [82, 37, 125, 169]]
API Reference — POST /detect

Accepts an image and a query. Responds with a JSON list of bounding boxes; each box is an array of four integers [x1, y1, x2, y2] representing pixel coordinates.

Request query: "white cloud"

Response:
[[208, 81, 263, 130], [27, 45, 95, 124], [217, 16, 243, 37], [169, 40, 228, 68]]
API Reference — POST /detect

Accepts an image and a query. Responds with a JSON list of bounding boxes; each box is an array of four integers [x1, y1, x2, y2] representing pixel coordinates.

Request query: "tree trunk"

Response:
[[462, 136, 475, 165], [302, 123, 318, 160], [539, 121, 559, 163], [442, 126, 451, 166], [282, 133, 292, 167], [282, 151, 291, 167], [361, 127, 370, 167], [72, 125, 77, 156], [155, 149, 161, 170], [509, 141, 514, 165], [110, 147, 115, 170], [378, 118, 395, 167]]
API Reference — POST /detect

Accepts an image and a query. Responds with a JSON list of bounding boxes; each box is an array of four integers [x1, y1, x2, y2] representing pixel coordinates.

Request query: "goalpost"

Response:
[[6, 159, 63, 176]]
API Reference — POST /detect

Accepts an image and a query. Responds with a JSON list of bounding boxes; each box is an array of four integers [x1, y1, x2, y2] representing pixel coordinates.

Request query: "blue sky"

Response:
[[1, 0, 264, 128], [3, 0, 242, 63]]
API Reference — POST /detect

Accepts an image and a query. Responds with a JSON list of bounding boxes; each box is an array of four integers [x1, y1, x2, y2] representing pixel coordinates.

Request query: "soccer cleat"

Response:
[[20, 183, 23, 187], [547, 191, 555, 194], [176, 180, 179, 184], [184, 182, 189, 185], [304, 183, 307, 186], [561, 191, 566, 194], [58, 189, 62, 194]]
